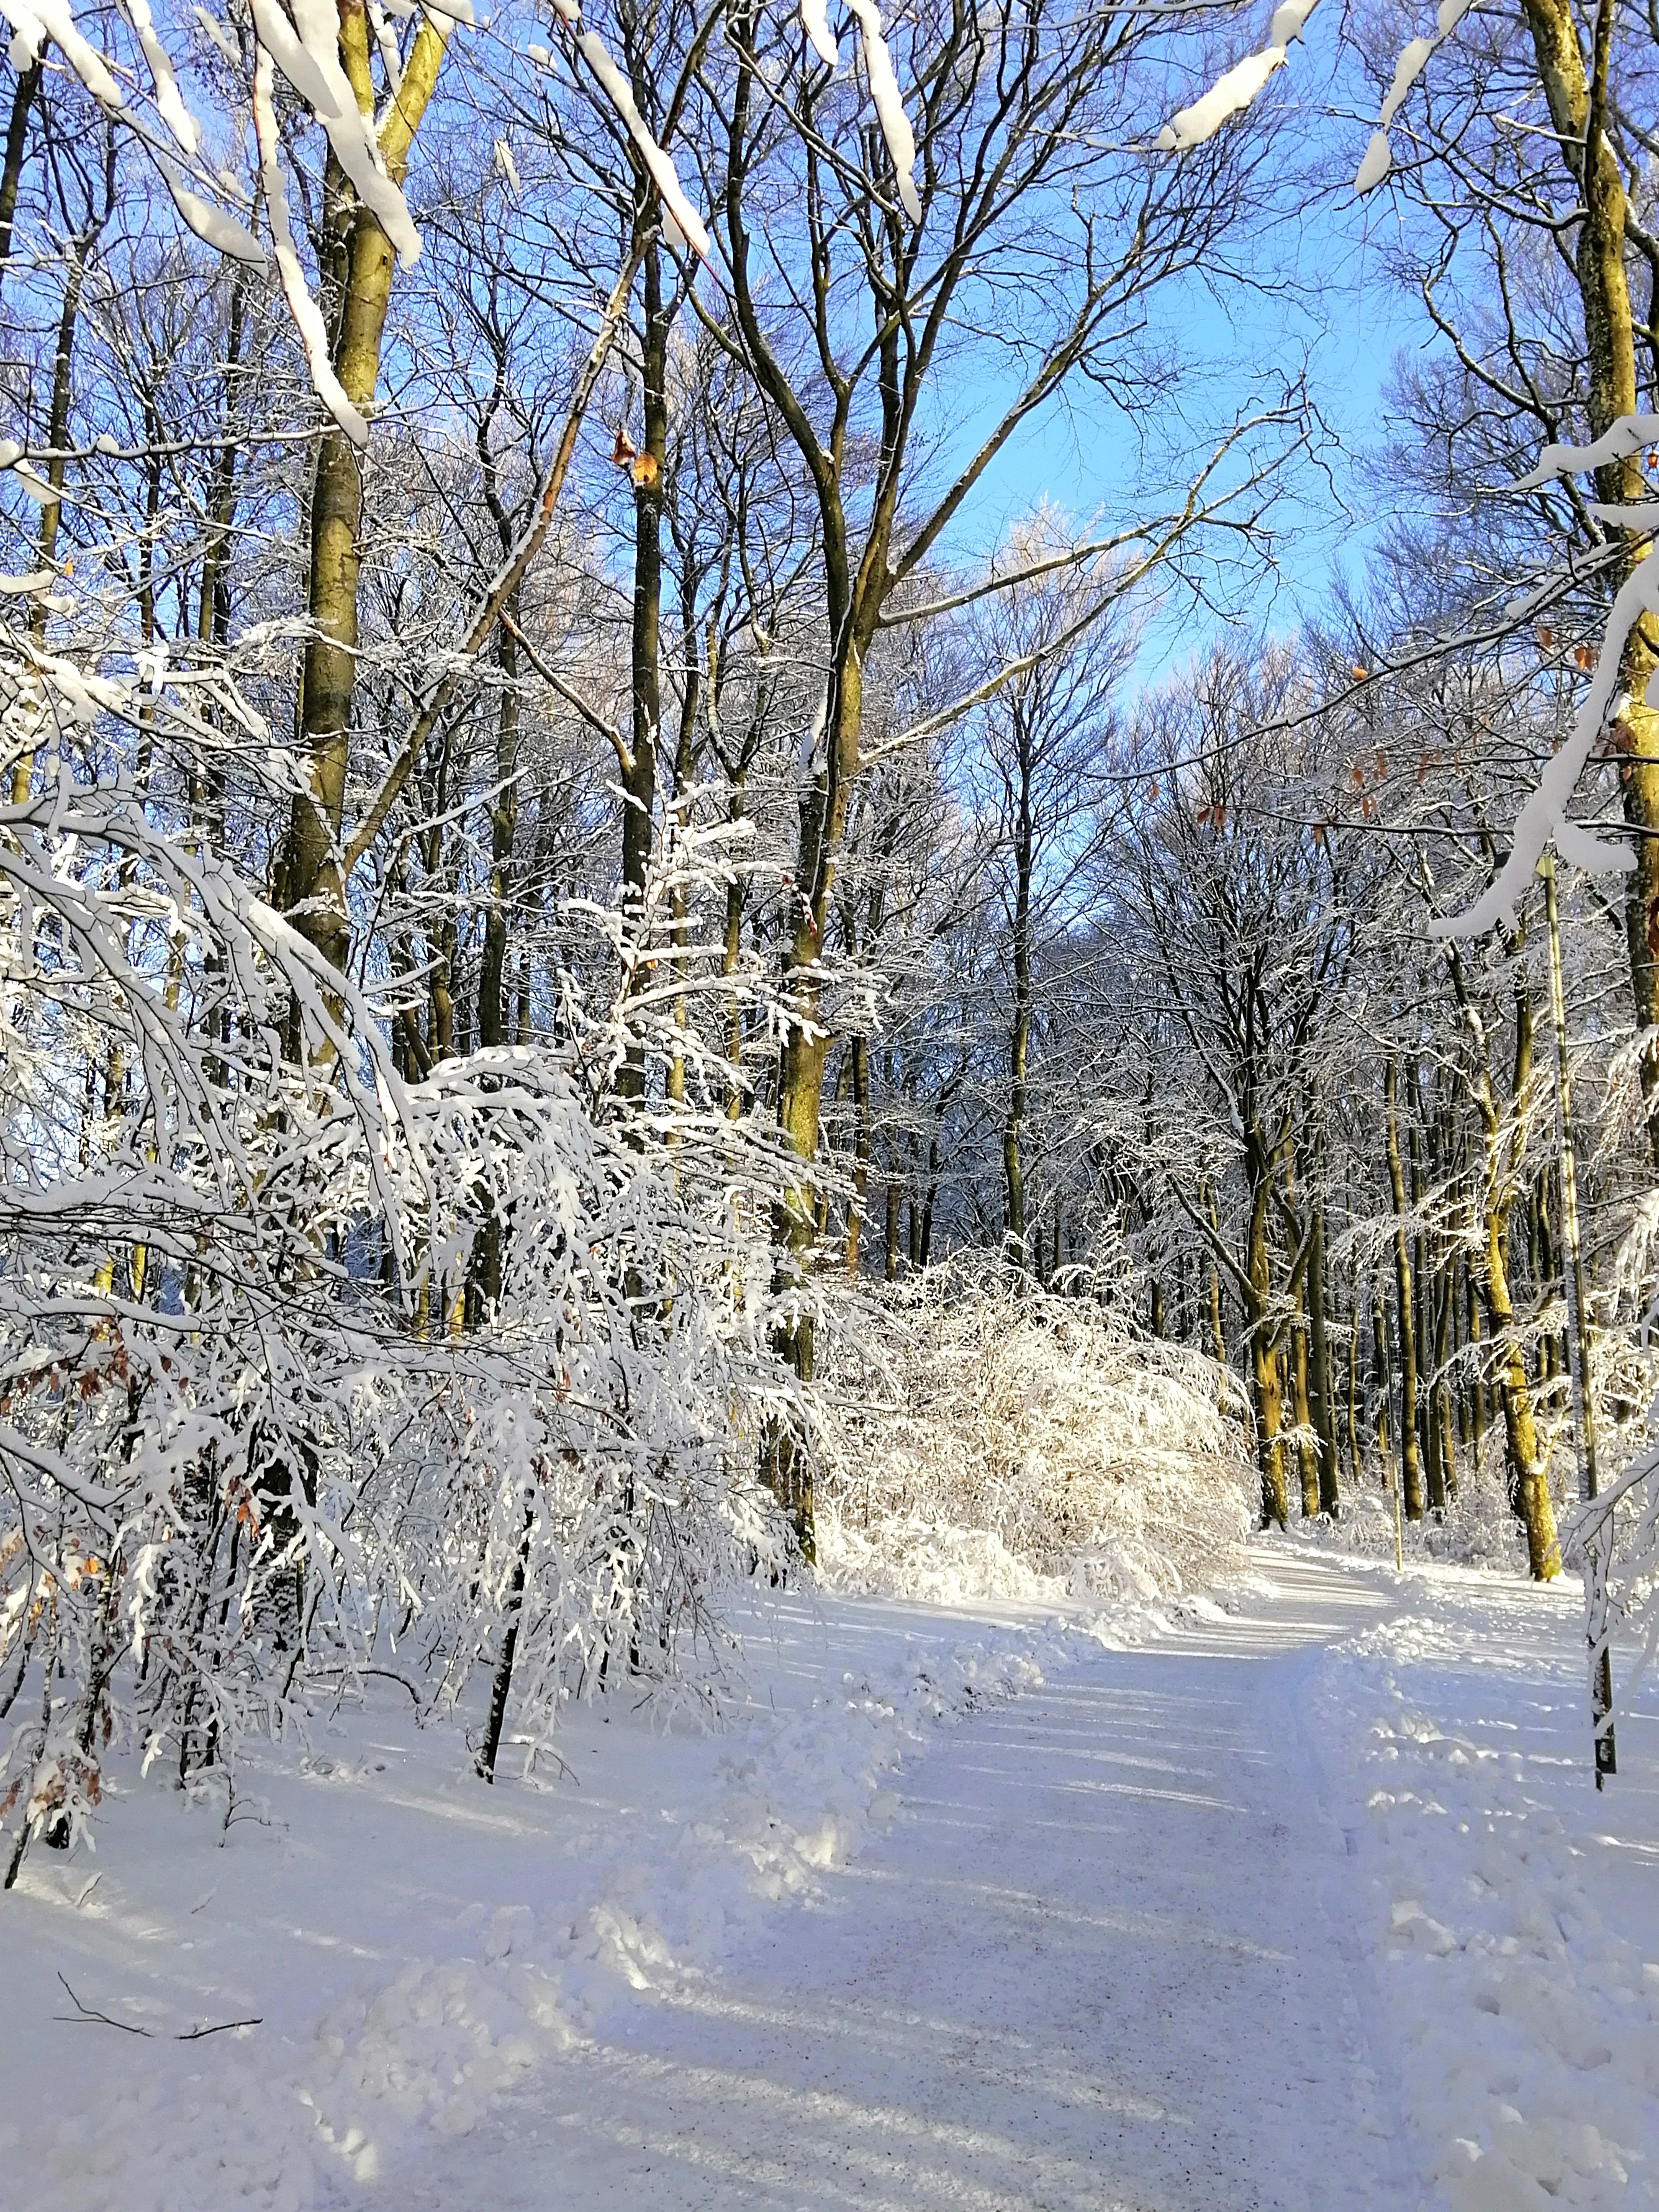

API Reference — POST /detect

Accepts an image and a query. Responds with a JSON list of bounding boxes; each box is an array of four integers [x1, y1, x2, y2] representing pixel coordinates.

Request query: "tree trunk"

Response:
[[616, 233, 669, 1099], [848, 1032, 870, 1275], [1441, 937, 1558, 1575], [280, 18, 448, 973], [476, 1505, 534, 1783], [1246, 1196, 1287, 1527], [0, 57, 40, 302], [882, 1048, 901, 1280], [1480, 1194, 1560, 1578], [722, 772, 748, 1098], [1290, 1280, 1319, 1519], [1408, 1106, 1434, 1492], [1517, 0, 1659, 1158], [1003, 712, 1034, 1259], [1465, 1252, 1486, 1483], [477, 613, 520, 1052], [1371, 1276, 1393, 1481], [1309, 1200, 1340, 1517], [1385, 1059, 1424, 1519], [1431, 1252, 1456, 1509], [15, 132, 112, 806]]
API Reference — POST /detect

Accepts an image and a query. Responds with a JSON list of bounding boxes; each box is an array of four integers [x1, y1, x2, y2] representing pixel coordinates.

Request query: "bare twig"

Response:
[[55, 1973, 150, 2034], [55, 1971, 260, 2039]]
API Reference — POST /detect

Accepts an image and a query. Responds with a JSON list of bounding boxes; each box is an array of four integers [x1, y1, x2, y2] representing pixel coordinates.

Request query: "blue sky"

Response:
[[915, 85, 1436, 688]]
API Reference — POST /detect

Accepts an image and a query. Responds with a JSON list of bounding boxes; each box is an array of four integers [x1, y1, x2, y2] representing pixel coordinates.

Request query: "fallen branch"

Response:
[[55, 1972, 261, 2039], [55, 1974, 148, 2034]]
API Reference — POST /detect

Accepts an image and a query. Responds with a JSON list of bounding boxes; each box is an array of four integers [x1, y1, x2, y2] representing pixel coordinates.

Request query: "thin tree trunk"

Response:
[[477, 620, 520, 1052], [1385, 1059, 1424, 1519], [616, 233, 669, 1098], [1465, 1253, 1486, 1483], [15, 132, 113, 813], [1371, 1275, 1393, 1482], [1291, 1278, 1319, 1519], [1309, 1199, 1340, 1517], [1246, 1191, 1287, 1528], [1433, 1262, 1457, 1508], [1003, 711, 1034, 1260], [1440, 934, 1558, 1574], [1480, 1194, 1560, 1578], [476, 1506, 533, 1784], [1205, 1183, 1226, 1366], [848, 1032, 870, 1275], [0, 57, 40, 302]]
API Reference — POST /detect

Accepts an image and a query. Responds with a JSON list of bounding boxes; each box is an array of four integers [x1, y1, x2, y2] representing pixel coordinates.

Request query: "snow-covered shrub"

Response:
[[1286, 1432, 1552, 1574], [812, 1257, 1254, 1600], [359, 1050, 795, 1779], [0, 648, 794, 1877]]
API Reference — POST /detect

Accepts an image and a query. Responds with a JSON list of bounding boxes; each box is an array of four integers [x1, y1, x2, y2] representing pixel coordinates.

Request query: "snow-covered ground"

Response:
[[1303, 1551, 1659, 2212], [2, 1550, 1655, 2211]]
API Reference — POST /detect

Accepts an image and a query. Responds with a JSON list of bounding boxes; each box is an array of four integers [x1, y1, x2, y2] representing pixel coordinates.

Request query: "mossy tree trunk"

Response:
[[1517, 0, 1659, 1160], [279, 12, 450, 974]]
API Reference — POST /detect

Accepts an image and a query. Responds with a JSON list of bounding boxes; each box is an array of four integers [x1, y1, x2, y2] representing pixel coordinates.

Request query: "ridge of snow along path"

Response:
[[2, 1553, 1657, 2210]]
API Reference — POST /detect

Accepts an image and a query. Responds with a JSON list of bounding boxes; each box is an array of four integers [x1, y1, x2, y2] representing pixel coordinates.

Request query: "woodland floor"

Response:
[[6, 1551, 1658, 2212]]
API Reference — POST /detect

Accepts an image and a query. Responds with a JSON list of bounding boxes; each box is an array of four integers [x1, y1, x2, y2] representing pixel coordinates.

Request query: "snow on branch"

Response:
[[787, 0, 920, 220], [1512, 413, 1659, 495], [253, 45, 369, 448], [548, 0, 711, 258], [1429, 416, 1659, 937], [0, 0, 124, 107], [155, 151, 265, 265], [252, 0, 424, 267], [1353, 0, 1474, 193], [1157, 0, 1318, 152], [800, 0, 838, 67], [1429, 574, 1659, 944], [844, 0, 921, 222], [124, 0, 202, 151]]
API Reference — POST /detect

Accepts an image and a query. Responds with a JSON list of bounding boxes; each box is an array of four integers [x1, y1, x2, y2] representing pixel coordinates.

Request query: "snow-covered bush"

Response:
[[0, 646, 794, 1879], [1288, 1433, 1557, 1574], [813, 1257, 1254, 1601]]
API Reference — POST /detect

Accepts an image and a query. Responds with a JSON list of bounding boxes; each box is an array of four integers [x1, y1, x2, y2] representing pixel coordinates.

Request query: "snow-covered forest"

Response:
[[4, 0, 1659, 2204]]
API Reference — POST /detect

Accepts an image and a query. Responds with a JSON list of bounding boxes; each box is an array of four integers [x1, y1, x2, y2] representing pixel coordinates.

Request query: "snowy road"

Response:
[[384, 1557, 1415, 2212]]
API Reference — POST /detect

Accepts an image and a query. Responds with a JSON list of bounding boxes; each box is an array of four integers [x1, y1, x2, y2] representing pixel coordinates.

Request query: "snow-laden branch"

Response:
[[786, 0, 919, 221], [844, 0, 921, 222], [1429, 599, 1657, 943], [253, 45, 368, 448], [251, 0, 428, 267], [1157, 0, 1318, 152], [1512, 413, 1659, 495], [549, 0, 710, 258], [800, 0, 838, 67], [1, 0, 124, 107], [1424, 412, 1659, 937], [1354, 0, 1474, 193]]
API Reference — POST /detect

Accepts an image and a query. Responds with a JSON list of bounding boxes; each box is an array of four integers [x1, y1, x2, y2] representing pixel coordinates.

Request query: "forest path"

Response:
[[387, 1555, 1415, 2212]]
